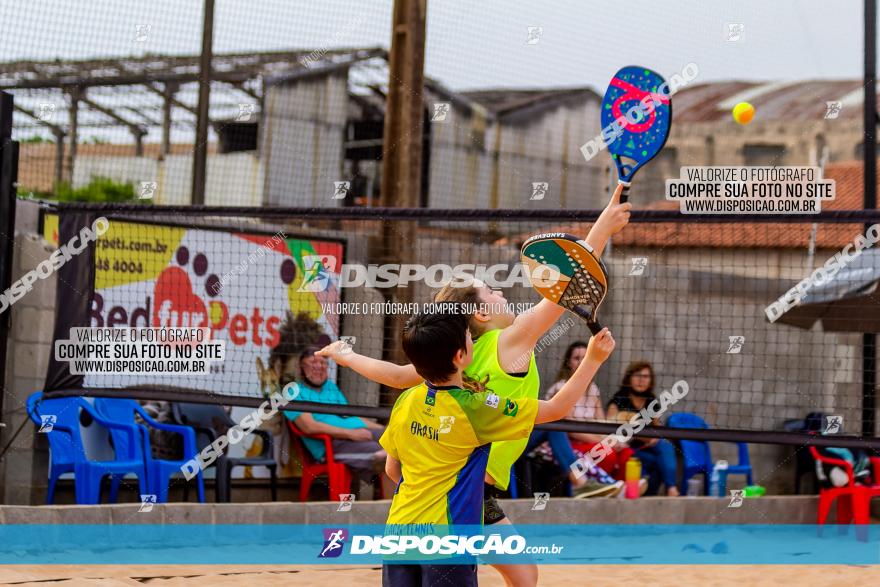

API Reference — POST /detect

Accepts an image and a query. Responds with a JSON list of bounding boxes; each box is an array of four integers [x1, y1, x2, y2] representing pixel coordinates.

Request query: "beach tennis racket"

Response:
[[601, 65, 672, 203], [521, 233, 609, 334]]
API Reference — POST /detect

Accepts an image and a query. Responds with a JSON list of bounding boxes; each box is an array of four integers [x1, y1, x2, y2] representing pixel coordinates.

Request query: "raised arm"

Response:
[[498, 186, 630, 369], [317, 341, 421, 389], [584, 183, 630, 257], [536, 328, 615, 424]]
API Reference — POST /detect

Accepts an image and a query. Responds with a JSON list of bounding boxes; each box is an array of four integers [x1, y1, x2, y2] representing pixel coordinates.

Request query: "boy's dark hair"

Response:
[[402, 311, 469, 383]]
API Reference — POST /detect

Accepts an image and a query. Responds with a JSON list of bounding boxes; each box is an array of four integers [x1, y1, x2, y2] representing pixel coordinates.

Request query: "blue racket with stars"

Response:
[[600, 65, 672, 203]]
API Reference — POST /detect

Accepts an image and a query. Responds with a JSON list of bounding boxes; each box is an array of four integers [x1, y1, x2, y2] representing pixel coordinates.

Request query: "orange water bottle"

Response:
[[625, 458, 642, 499]]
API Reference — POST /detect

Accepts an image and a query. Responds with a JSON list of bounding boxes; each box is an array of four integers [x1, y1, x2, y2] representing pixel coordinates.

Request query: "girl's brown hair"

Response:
[[556, 340, 588, 382], [433, 280, 488, 336], [619, 361, 655, 395], [461, 373, 489, 394], [434, 280, 491, 393]]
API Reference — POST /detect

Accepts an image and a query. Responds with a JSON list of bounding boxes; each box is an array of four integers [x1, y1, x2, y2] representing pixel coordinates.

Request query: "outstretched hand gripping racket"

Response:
[[600, 65, 672, 203], [521, 233, 609, 335]]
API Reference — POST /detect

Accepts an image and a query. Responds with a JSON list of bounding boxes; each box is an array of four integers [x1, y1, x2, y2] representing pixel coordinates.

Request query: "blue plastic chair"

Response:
[[94, 397, 205, 503], [26, 391, 148, 504], [27, 392, 75, 503], [667, 412, 753, 494]]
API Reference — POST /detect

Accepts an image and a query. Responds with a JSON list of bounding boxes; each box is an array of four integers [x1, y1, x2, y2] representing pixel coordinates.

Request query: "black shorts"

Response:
[[382, 563, 477, 587], [483, 483, 507, 525]]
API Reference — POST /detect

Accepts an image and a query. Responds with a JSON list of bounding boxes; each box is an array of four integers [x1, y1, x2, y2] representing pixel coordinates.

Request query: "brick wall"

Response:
[[0, 210, 57, 503]]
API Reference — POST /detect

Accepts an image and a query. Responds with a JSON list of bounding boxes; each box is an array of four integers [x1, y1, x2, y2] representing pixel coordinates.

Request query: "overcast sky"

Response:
[[0, 0, 869, 91]]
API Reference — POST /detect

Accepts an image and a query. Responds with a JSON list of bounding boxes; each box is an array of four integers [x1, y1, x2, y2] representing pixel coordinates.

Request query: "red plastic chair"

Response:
[[809, 445, 880, 527], [286, 420, 353, 502], [571, 440, 633, 480]]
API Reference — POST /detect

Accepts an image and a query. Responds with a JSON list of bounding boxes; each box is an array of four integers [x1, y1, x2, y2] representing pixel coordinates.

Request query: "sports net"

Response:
[[39, 203, 880, 447]]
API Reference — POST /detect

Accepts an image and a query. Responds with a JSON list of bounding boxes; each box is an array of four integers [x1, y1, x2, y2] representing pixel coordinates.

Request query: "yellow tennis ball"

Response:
[[733, 102, 755, 125]]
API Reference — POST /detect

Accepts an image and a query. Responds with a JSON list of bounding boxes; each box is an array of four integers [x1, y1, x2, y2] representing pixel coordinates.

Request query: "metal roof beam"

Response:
[[12, 104, 66, 136], [229, 81, 259, 100], [79, 95, 147, 137], [142, 82, 196, 115]]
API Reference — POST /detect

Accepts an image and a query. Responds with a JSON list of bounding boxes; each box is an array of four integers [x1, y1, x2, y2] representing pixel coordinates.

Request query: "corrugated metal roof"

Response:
[[460, 87, 599, 120], [460, 79, 869, 124], [673, 80, 869, 122]]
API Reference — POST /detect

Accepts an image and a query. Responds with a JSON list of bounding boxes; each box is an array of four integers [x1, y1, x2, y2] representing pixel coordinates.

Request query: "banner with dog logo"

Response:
[[44, 215, 343, 396]]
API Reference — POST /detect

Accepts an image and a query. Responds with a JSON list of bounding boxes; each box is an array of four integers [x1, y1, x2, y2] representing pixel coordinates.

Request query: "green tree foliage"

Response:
[[20, 176, 149, 203]]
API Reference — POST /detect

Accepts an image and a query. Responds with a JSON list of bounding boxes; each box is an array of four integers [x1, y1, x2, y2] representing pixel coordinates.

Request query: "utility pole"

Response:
[[863, 0, 877, 438], [379, 0, 427, 379], [66, 87, 80, 183], [381, 0, 427, 210], [191, 0, 214, 205], [0, 92, 18, 429]]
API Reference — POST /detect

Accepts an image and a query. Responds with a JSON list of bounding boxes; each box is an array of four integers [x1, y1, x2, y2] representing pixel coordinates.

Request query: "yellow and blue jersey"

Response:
[[379, 381, 538, 526]]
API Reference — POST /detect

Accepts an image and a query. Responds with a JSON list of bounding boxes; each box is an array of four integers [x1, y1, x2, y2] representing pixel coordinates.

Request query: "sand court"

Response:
[[1, 565, 880, 586]]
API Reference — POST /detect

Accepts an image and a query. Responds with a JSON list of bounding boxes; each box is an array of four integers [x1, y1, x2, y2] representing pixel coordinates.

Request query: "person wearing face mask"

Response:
[[284, 346, 387, 483], [606, 362, 680, 496]]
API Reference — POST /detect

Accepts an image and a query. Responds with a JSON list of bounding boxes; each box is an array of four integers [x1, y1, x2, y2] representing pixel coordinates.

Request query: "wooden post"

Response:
[[66, 87, 80, 184], [134, 131, 144, 157], [191, 0, 214, 205], [379, 0, 427, 375], [862, 0, 877, 438], [380, 0, 427, 210], [0, 92, 18, 421], [53, 129, 65, 187], [161, 82, 177, 160]]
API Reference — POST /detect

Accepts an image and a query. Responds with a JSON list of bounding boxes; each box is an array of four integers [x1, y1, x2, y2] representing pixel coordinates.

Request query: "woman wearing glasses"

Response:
[[606, 362, 681, 496]]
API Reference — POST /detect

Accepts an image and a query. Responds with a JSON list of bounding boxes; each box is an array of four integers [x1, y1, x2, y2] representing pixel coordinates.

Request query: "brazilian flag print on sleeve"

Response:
[[448, 389, 538, 445]]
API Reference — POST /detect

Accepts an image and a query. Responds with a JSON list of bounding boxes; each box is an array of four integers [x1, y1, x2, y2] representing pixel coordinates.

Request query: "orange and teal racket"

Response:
[[521, 233, 609, 334]]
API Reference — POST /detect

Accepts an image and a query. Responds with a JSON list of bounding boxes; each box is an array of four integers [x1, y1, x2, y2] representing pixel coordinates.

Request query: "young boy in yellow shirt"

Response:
[[379, 310, 615, 586]]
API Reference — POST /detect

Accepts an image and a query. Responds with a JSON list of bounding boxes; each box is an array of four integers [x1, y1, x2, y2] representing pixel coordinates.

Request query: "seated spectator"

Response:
[[140, 400, 182, 460], [545, 341, 629, 478], [284, 346, 386, 483], [520, 341, 624, 498], [606, 362, 680, 496], [522, 427, 623, 497]]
